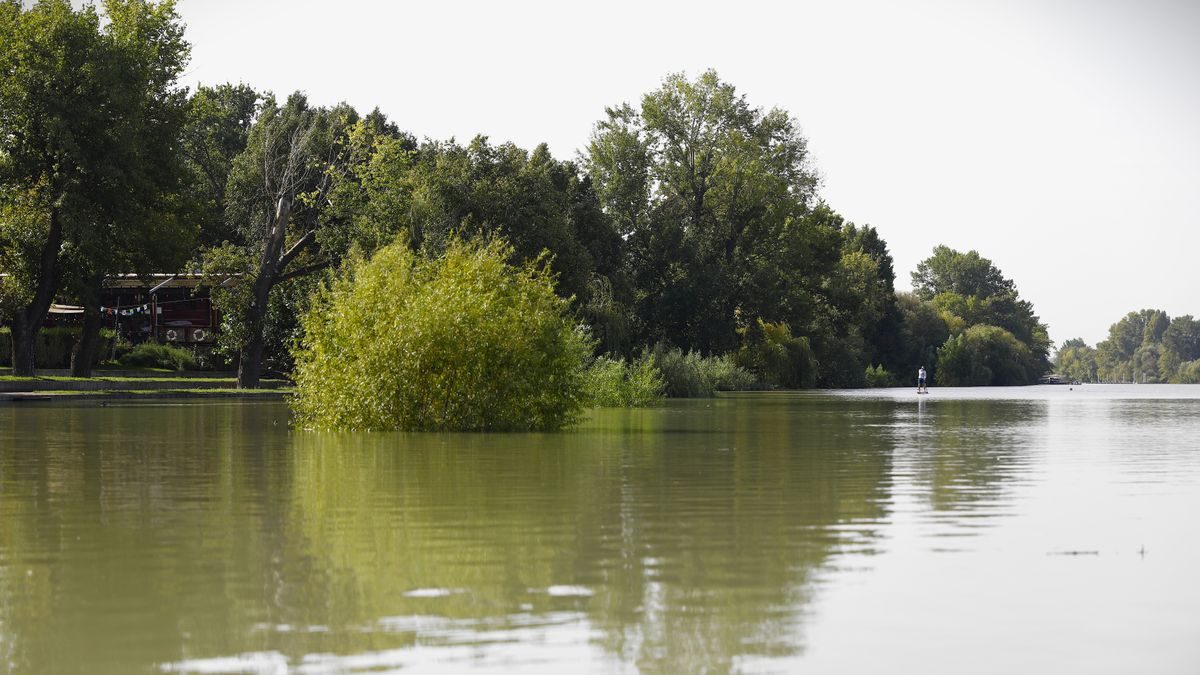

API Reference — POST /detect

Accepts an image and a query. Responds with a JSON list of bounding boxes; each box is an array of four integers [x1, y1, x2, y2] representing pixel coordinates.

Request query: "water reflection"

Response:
[[3, 388, 1200, 673]]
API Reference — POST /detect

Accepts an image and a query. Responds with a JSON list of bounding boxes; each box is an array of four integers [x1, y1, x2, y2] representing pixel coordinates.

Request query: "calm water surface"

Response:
[[1, 386, 1198, 673]]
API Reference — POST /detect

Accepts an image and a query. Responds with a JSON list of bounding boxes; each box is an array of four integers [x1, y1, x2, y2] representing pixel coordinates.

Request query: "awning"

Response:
[[48, 304, 85, 314]]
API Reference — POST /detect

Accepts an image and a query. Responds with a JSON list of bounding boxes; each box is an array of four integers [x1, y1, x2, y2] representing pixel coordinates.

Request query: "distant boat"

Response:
[[1039, 374, 1082, 385]]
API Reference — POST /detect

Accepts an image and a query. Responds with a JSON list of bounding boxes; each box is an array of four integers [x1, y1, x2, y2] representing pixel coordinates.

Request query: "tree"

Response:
[[219, 92, 356, 388], [910, 245, 1049, 384], [1055, 338, 1098, 383], [936, 324, 1041, 386], [587, 70, 822, 355], [0, 0, 192, 376], [182, 83, 262, 248]]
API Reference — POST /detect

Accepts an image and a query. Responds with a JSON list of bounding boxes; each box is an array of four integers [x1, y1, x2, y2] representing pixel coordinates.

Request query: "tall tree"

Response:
[[587, 70, 822, 354], [0, 0, 192, 376], [215, 93, 355, 387], [182, 83, 262, 248]]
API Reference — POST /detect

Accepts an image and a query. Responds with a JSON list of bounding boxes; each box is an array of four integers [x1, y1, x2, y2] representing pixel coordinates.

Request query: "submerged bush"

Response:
[[117, 342, 197, 371], [291, 238, 591, 431], [585, 355, 664, 407]]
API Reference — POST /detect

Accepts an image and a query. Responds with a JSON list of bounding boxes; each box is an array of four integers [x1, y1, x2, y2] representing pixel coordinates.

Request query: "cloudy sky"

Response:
[[175, 0, 1199, 346]]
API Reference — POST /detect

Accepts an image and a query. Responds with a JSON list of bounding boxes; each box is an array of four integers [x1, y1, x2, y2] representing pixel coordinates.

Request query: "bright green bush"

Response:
[[0, 327, 115, 368], [648, 344, 758, 397], [291, 238, 591, 431], [585, 355, 664, 407], [864, 364, 896, 388], [118, 342, 198, 371]]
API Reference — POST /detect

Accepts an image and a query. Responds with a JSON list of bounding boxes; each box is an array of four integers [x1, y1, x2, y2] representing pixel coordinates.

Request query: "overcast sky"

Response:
[[174, 0, 1199, 346]]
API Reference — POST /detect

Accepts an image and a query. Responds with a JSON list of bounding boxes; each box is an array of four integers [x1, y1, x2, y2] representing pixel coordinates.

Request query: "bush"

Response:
[[0, 327, 115, 369], [648, 344, 758, 397], [291, 238, 591, 431], [734, 319, 817, 389], [585, 355, 664, 407], [864, 364, 896, 388], [117, 342, 198, 371]]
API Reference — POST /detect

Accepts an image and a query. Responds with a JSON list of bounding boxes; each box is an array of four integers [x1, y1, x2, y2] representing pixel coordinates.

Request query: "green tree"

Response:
[[182, 83, 262, 248], [586, 70, 822, 354], [1055, 338, 1098, 383], [935, 324, 1040, 386], [0, 0, 192, 376], [291, 238, 591, 431]]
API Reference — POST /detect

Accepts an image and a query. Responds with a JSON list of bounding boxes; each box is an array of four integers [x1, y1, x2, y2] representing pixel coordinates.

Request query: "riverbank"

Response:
[[0, 370, 291, 402]]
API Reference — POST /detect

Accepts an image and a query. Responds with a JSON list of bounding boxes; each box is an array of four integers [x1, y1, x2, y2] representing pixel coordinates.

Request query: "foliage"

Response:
[[117, 342, 197, 370], [0, 0, 193, 375], [935, 324, 1043, 386], [587, 70, 827, 356], [291, 238, 591, 431], [1089, 310, 1200, 383], [0, 327, 114, 368], [909, 246, 1049, 385], [648, 344, 758, 398], [864, 364, 896, 388], [182, 83, 262, 247], [1054, 338, 1098, 383], [584, 355, 665, 407], [734, 319, 817, 389]]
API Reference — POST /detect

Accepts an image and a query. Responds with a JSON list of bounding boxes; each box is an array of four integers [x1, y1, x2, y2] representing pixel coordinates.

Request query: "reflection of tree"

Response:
[[279, 396, 894, 673], [894, 399, 1044, 515], [0, 402, 294, 674], [0, 396, 895, 674]]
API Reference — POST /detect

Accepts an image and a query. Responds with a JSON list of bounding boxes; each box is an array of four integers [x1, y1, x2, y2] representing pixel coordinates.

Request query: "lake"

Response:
[[2, 385, 1198, 673]]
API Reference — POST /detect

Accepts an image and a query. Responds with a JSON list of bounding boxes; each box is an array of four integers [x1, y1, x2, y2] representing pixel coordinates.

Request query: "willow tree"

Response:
[[0, 0, 192, 376]]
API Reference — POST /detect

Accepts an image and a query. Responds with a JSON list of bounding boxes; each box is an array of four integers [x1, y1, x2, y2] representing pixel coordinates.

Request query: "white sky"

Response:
[[175, 0, 1199, 346]]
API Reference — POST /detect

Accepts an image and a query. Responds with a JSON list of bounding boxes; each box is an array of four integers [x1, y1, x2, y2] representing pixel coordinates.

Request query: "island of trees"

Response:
[[9, 0, 1181, 429]]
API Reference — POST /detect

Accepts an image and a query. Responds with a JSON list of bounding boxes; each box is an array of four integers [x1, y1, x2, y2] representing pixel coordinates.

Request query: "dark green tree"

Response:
[[587, 70, 822, 355], [0, 0, 193, 376]]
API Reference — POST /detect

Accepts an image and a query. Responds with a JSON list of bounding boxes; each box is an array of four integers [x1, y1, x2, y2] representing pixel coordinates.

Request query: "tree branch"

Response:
[[274, 229, 318, 276], [273, 259, 331, 285]]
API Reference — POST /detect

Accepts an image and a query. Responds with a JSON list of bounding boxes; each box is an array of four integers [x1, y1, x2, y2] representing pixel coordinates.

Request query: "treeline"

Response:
[[1056, 311, 1200, 383], [1, 0, 1051, 388]]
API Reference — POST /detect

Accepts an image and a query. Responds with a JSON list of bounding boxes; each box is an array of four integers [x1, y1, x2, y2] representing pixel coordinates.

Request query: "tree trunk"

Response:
[[70, 302, 103, 378], [10, 208, 64, 377], [237, 197, 291, 389]]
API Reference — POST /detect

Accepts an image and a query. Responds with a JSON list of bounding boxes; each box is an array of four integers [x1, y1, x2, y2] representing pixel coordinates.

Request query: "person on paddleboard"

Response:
[[917, 366, 928, 394]]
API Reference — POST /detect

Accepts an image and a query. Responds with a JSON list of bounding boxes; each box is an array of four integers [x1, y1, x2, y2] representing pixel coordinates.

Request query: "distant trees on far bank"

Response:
[[1056, 311, 1200, 383]]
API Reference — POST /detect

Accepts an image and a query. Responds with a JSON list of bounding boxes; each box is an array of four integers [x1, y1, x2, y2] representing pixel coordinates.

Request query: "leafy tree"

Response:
[[1055, 339, 1098, 383], [935, 324, 1041, 386], [911, 246, 1049, 384], [1163, 315, 1200, 362], [0, 0, 192, 376], [587, 70, 822, 354], [182, 83, 262, 248], [291, 238, 591, 431]]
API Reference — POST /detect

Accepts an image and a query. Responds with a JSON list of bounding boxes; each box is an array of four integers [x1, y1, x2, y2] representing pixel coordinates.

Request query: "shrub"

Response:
[[935, 324, 1042, 386], [291, 238, 591, 431], [734, 319, 817, 389], [585, 355, 664, 407], [648, 344, 758, 397], [864, 364, 896, 388], [117, 342, 198, 371]]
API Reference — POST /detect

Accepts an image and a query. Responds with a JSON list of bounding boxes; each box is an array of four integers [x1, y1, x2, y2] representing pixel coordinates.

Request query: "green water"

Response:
[[2, 386, 1199, 673]]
